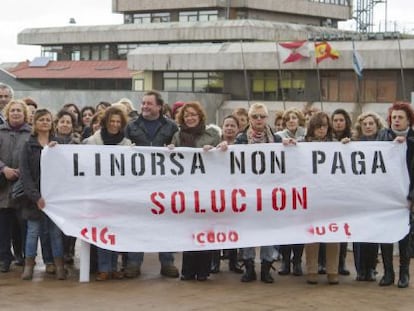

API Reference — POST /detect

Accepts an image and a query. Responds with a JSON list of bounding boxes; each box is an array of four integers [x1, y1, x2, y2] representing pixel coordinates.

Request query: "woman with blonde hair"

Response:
[[352, 111, 386, 282], [235, 102, 281, 284], [0, 100, 31, 272], [353, 111, 386, 140]]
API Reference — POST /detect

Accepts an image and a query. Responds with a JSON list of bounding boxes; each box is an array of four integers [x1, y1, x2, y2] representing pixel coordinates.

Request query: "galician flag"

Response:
[[352, 41, 364, 79]]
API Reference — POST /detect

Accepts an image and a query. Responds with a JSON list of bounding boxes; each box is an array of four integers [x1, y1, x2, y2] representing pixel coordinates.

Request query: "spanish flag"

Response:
[[315, 41, 340, 63]]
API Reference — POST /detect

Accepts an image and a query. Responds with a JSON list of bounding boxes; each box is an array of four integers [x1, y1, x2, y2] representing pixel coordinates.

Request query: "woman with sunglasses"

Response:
[[234, 102, 281, 283]]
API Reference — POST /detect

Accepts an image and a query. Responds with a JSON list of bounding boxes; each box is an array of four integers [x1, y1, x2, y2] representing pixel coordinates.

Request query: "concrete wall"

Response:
[[128, 40, 414, 71], [12, 89, 229, 124], [18, 20, 350, 46], [12, 88, 396, 127]]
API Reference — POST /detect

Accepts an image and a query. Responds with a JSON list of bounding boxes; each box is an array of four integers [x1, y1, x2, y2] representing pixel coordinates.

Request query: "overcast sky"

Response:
[[0, 0, 411, 63]]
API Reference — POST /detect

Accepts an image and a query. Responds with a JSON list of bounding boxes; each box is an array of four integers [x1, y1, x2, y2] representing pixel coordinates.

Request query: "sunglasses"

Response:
[[250, 114, 268, 120]]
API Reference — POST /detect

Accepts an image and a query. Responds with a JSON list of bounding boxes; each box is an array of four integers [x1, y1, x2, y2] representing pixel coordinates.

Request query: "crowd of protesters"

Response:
[[0, 82, 412, 288]]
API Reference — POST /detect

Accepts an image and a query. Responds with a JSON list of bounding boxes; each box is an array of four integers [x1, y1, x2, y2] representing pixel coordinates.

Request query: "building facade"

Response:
[[11, 0, 414, 122]]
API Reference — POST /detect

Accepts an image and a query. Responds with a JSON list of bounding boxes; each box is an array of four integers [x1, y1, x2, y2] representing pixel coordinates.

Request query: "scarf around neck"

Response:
[[179, 122, 205, 147], [247, 125, 274, 144], [391, 127, 409, 137], [100, 127, 124, 145]]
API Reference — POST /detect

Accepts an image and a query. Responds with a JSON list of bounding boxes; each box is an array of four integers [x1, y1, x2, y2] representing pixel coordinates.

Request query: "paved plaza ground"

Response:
[[0, 250, 413, 311]]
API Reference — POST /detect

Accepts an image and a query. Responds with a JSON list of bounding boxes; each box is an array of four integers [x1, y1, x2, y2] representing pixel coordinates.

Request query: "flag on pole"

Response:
[[352, 42, 364, 79], [278, 40, 311, 64], [315, 41, 340, 63]]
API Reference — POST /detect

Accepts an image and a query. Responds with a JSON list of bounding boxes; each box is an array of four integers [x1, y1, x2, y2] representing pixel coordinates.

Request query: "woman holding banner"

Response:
[[84, 106, 132, 281], [352, 111, 386, 282], [275, 108, 306, 276], [303, 111, 340, 285], [234, 102, 281, 284], [54, 110, 81, 266], [331, 109, 353, 276], [19, 109, 66, 281], [377, 101, 414, 288], [169, 101, 221, 281], [210, 115, 244, 274]]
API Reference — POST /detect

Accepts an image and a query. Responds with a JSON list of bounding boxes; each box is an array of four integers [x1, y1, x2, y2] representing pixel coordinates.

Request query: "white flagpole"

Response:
[[240, 40, 251, 107], [352, 40, 362, 115], [397, 34, 407, 101], [275, 42, 286, 110], [314, 41, 324, 112]]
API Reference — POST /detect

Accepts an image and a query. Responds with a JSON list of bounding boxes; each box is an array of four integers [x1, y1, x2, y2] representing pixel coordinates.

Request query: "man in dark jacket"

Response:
[[125, 90, 179, 278]]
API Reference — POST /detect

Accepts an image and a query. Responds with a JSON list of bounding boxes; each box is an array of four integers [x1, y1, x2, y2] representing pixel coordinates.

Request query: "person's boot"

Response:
[[241, 259, 256, 282], [398, 266, 410, 288], [260, 260, 274, 283], [21, 257, 35, 280], [292, 245, 304, 276], [397, 235, 411, 288], [379, 244, 395, 286], [210, 250, 220, 273], [278, 246, 290, 275], [228, 250, 243, 274], [54, 257, 66, 280], [318, 244, 326, 274], [338, 242, 350, 275]]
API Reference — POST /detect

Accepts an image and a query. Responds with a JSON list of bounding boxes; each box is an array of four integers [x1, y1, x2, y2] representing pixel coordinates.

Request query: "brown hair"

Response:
[[175, 101, 207, 127], [305, 111, 332, 141], [54, 109, 76, 133], [282, 108, 305, 127], [100, 106, 128, 130], [22, 97, 38, 109], [32, 108, 54, 136], [144, 90, 164, 106], [274, 110, 284, 127]]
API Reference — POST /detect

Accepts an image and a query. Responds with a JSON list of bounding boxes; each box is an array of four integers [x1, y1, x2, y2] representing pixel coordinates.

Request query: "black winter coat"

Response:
[[125, 115, 178, 146], [19, 135, 61, 220]]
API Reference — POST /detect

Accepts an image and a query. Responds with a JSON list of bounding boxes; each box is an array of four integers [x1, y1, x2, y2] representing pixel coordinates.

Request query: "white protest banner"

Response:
[[41, 142, 410, 252]]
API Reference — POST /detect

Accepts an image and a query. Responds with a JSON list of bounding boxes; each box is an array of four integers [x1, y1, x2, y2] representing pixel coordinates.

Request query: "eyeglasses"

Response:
[[250, 114, 268, 120], [184, 113, 199, 118], [316, 124, 329, 128]]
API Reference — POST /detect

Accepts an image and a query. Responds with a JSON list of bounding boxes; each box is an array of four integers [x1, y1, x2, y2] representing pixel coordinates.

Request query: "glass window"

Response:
[[133, 13, 151, 24], [194, 72, 208, 78], [178, 72, 192, 78], [179, 11, 198, 22], [101, 45, 110, 60], [164, 72, 177, 78], [71, 51, 80, 61], [134, 79, 144, 91], [194, 79, 208, 92], [199, 10, 218, 22], [163, 72, 223, 93], [80, 46, 90, 60], [91, 46, 100, 60], [164, 79, 178, 91], [41, 46, 62, 61], [152, 12, 170, 23], [178, 79, 192, 92], [124, 14, 133, 24]]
